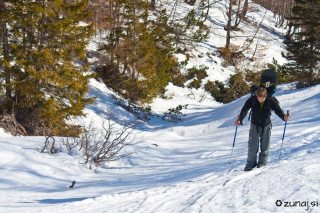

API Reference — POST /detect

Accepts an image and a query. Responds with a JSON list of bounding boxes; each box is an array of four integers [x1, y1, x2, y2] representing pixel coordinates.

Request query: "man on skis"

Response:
[[235, 87, 290, 171]]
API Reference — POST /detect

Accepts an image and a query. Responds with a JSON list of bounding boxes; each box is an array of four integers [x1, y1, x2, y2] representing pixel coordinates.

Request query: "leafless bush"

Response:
[[40, 135, 61, 154], [252, 0, 295, 27], [78, 110, 142, 169], [60, 136, 80, 155], [38, 109, 142, 169], [39, 126, 61, 154]]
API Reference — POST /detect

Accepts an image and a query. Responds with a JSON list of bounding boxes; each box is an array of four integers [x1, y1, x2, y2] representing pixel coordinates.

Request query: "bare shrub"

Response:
[[252, 0, 295, 27], [79, 110, 142, 169], [60, 136, 80, 155], [41, 135, 61, 154], [38, 108, 142, 169], [39, 126, 61, 154]]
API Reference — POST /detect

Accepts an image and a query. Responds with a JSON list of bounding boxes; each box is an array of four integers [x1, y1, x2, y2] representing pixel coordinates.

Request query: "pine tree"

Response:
[[284, 0, 320, 84], [99, 1, 177, 105], [169, 1, 209, 48], [95, 1, 210, 105], [111, 0, 157, 104], [0, 0, 95, 135]]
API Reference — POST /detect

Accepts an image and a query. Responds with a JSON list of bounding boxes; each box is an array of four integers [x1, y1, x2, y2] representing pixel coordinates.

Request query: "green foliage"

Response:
[[181, 9, 209, 43], [162, 104, 188, 123], [96, 0, 210, 105], [166, 3, 209, 49], [284, 0, 320, 84], [186, 65, 208, 89], [188, 79, 203, 89], [205, 72, 249, 104], [205, 80, 231, 103], [172, 74, 188, 87], [171, 65, 209, 89], [268, 58, 296, 84], [99, 4, 178, 105], [245, 69, 263, 86], [218, 46, 244, 67], [171, 59, 188, 88], [0, 1, 95, 135], [186, 65, 209, 80], [229, 72, 250, 98]]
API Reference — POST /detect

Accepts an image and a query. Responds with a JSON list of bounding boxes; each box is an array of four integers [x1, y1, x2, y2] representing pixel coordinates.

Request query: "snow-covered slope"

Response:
[[1, 1, 320, 212], [1, 82, 320, 213]]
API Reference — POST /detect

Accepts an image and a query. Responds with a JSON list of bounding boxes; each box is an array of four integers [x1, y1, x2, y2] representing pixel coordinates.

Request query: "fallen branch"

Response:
[[0, 113, 28, 136]]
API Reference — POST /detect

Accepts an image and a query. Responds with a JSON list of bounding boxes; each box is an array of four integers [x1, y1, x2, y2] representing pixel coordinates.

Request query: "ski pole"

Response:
[[279, 110, 289, 161], [228, 115, 240, 174]]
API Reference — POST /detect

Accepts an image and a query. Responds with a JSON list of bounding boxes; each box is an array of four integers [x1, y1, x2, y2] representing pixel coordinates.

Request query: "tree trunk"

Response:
[[226, 0, 232, 48], [309, 1, 315, 83], [233, 0, 241, 28], [240, 0, 248, 20], [285, 22, 295, 40], [132, 0, 137, 80], [1, 1, 11, 100], [151, 0, 155, 9], [95, 4, 98, 37], [204, 0, 210, 21], [39, 0, 47, 52], [232, 0, 248, 29]]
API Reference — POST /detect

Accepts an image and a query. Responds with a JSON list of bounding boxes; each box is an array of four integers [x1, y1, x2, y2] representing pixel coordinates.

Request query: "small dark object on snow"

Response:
[[68, 181, 76, 188]]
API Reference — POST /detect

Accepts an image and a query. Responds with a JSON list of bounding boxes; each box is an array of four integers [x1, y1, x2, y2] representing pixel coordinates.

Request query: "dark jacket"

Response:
[[239, 96, 285, 127]]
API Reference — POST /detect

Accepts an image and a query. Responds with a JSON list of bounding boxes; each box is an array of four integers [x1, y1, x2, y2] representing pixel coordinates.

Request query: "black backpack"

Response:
[[248, 69, 278, 120], [250, 68, 278, 98], [260, 68, 277, 95]]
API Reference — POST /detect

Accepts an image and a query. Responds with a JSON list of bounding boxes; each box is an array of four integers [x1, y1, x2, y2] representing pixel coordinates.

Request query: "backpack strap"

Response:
[[248, 97, 256, 121]]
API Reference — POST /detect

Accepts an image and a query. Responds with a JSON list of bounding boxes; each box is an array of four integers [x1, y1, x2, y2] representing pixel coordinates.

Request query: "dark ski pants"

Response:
[[246, 124, 272, 168]]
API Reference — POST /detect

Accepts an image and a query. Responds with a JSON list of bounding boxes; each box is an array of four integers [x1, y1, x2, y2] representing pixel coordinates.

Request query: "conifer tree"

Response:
[[284, 0, 320, 84], [121, 2, 176, 104], [167, 0, 209, 48], [99, 1, 177, 104], [0, 0, 94, 135], [97, 0, 210, 105], [110, 0, 158, 103]]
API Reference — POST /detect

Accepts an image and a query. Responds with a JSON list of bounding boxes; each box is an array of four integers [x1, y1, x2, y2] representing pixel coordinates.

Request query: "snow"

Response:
[[1, 82, 320, 213], [1, 1, 320, 213]]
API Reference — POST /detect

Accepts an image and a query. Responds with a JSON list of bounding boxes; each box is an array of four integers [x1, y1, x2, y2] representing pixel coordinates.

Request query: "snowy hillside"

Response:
[[1, 81, 320, 213], [1, 0, 320, 213]]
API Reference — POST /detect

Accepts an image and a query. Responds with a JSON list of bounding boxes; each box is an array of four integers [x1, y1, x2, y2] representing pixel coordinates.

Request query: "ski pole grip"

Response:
[[237, 115, 240, 122], [287, 110, 289, 116]]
